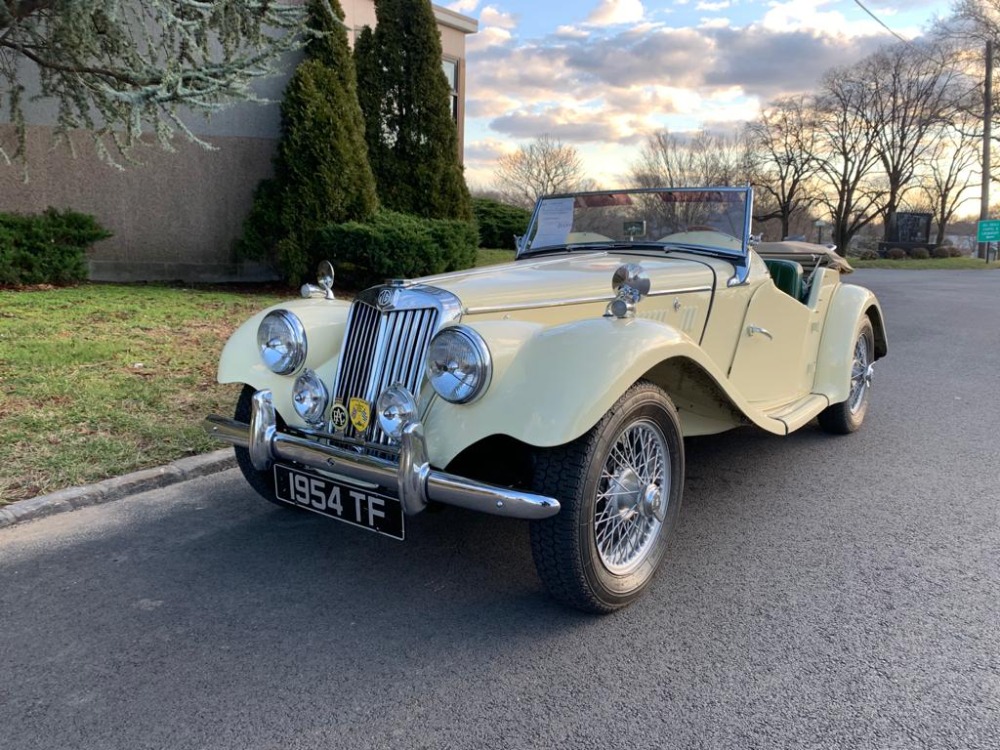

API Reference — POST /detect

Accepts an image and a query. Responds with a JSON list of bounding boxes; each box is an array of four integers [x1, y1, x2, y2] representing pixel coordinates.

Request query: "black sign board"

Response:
[[891, 212, 932, 244]]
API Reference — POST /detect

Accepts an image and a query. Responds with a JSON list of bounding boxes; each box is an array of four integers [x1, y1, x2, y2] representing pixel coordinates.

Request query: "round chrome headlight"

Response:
[[292, 369, 328, 424], [257, 310, 307, 375], [425, 326, 491, 404]]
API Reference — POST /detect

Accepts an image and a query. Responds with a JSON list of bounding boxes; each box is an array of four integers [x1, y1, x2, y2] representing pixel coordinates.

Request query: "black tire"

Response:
[[529, 381, 684, 614], [233, 384, 296, 509], [818, 317, 875, 435]]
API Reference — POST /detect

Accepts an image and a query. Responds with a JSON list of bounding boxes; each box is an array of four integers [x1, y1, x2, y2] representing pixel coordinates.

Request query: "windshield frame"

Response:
[[516, 186, 755, 280]]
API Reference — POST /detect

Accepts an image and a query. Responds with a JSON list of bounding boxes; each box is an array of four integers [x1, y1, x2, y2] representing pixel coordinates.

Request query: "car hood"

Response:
[[417, 252, 717, 312]]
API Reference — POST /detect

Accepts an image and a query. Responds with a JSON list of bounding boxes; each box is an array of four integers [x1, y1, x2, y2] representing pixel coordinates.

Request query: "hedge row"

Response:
[[0, 209, 111, 285], [472, 198, 530, 250], [316, 209, 478, 289]]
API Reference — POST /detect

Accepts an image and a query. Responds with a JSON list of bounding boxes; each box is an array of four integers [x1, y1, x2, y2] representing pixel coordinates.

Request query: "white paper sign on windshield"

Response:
[[530, 198, 575, 248]]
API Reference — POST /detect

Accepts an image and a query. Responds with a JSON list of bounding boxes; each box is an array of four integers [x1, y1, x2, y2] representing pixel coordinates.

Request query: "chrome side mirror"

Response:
[[301, 260, 336, 300]]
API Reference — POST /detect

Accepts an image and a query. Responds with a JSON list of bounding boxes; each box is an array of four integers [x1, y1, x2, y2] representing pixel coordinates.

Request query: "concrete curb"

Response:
[[0, 449, 237, 530]]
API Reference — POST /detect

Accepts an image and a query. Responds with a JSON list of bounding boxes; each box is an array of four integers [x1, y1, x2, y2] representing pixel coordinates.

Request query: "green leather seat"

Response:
[[764, 259, 804, 300]]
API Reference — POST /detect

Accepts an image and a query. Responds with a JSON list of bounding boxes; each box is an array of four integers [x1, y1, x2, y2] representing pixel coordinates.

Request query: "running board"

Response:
[[761, 394, 830, 434]]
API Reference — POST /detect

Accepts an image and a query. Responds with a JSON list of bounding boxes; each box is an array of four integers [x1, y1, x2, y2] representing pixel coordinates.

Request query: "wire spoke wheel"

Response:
[[594, 420, 669, 575], [848, 330, 873, 415], [818, 316, 876, 435], [529, 381, 684, 613]]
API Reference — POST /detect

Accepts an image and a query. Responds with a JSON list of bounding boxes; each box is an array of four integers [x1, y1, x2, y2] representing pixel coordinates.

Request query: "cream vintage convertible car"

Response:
[[204, 186, 886, 613]]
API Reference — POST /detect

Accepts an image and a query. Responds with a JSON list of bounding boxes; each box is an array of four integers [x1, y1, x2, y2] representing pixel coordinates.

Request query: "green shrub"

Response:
[[236, 0, 377, 284], [910, 247, 931, 260], [931, 246, 951, 259], [472, 198, 531, 249], [0, 208, 111, 285], [948, 246, 964, 258], [316, 210, 478, 289], [886, 247, 907, 260]]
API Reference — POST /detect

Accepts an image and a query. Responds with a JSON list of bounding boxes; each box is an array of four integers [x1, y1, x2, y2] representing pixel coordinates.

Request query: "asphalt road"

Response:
[[2, 270, 999, 750]]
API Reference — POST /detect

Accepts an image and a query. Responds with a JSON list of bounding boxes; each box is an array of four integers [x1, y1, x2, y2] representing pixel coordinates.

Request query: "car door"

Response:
[[727, 281, 812, 404]]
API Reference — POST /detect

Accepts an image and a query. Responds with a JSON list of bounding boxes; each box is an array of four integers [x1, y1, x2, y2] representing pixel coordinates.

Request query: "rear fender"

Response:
[[813, 284, 887, 405]]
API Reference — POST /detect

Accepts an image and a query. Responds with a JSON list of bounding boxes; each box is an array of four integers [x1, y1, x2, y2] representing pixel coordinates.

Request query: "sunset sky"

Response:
[[446, 0, 954, 189]]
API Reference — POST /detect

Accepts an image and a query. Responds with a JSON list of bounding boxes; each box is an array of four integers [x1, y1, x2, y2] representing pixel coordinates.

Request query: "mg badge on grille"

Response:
[[376, 288, 395, 310], [349, 397, 372, 433], [331, 401, 349, 432]]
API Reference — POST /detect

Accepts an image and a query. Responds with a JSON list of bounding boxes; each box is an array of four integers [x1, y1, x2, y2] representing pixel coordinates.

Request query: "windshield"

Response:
[[520, 187, 752, 258]]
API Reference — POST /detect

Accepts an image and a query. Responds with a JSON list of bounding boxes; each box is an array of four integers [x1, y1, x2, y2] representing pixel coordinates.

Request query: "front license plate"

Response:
[[273, 464, 404, 540]]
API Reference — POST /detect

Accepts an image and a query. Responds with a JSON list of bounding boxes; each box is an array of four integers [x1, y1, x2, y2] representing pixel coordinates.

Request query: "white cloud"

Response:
[[696, 1, 730, 10], [461, 0, 933, 186], [467, 26, 513, 53], [465, 4, 518, 53], [555, 24, 590, 38], [586, 0, 645, 27], [480, 5, 517, 30], [445, 0, 480, 13], [445, 0, 479, 13], [759, 0, 916, 39]]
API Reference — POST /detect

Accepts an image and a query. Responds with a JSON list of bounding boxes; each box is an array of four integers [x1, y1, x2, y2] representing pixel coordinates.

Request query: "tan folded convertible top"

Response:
[[756, 241, 854, 274]]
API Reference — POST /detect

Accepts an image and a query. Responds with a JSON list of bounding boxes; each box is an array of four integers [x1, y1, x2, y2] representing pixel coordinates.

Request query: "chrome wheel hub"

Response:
[[594, 419, 670, 576], [848, 334, 873, 414], [610, 467, 641, 521]]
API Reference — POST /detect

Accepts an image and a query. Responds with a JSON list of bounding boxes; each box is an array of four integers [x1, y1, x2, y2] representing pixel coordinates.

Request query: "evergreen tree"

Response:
[[238, 0, 378, 283], [354, 27, 386, 197], [355, 0, 472, 221], [1, 0, 309, 166]]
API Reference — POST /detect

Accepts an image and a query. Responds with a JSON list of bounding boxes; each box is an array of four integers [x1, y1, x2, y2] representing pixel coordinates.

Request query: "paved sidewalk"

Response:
[[0, 449, 235, 529]]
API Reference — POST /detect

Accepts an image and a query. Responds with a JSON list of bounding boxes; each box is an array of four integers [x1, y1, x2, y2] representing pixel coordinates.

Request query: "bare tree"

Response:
[[951, 0, 1000, 39], [0, 0, 310, 166], [631, 130, 698, 187], [493, 135, 585, 208], [813, 66, 885, 251], [859, 42, 964, 243], [922, 121, 980, 244], [631, 129, 752, 188], [746, 96, 820, 240]]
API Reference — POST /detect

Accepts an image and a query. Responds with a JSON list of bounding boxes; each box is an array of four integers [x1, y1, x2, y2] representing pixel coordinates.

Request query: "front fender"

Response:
[[217, 298, 352, 427], [813, 283, 888, 405], [423, 316, 753, 466]]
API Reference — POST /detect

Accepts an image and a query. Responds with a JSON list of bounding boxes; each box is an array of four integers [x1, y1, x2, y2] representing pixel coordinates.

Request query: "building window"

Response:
[[442, 59, 458, 122]]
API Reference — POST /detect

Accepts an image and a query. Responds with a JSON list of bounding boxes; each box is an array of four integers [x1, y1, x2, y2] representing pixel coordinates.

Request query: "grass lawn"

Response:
[[0, 283, 290, 505], [850, 257, 1000, 270], [475, 247, 516, 266], [1, 251, 514, 505]]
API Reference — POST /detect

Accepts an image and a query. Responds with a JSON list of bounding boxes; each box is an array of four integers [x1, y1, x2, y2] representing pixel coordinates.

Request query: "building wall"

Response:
[[0, 3, 477, 282]]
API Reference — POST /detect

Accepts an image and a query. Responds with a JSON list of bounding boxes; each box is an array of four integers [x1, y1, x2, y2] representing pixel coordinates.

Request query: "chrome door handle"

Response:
[[747, 325, 773, 341]]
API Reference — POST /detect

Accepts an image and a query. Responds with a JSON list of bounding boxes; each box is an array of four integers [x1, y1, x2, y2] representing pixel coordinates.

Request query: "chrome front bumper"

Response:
[[203, 390, 560, 521]]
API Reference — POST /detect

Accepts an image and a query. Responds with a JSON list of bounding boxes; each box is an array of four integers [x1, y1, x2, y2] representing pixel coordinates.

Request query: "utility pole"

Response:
[[980, 39, 993, 261]]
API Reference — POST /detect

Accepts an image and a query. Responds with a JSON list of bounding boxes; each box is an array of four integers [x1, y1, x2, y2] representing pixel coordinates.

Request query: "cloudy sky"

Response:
[[445, 0, 953, 189]]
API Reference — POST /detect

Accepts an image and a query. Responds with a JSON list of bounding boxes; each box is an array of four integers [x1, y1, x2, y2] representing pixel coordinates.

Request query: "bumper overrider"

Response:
[[203, 389, 561, 520]]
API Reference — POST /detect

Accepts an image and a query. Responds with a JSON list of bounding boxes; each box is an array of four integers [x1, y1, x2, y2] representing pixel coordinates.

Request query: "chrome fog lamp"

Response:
[[292, 369, 328, 424], [425, 326, 492, 404], [376, 385, 419, 440], [257, 310, 307, 374]]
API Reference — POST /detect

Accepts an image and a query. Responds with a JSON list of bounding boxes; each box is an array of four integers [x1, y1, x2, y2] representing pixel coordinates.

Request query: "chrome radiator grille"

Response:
[[331, 298, 439, 449]]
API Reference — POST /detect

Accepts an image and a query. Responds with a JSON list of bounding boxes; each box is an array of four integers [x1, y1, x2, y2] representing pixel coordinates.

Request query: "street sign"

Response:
[[976, 219, 1000, 242]]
